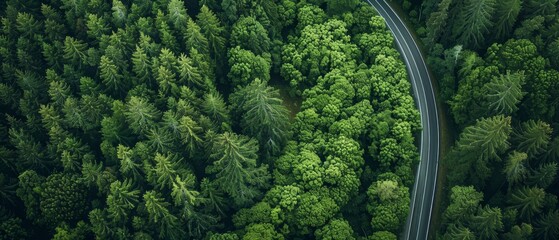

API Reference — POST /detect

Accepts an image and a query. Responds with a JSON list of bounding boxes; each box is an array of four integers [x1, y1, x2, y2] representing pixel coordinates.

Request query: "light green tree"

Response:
[[124, 96, 161, 135], [107, 180, 140, 223]]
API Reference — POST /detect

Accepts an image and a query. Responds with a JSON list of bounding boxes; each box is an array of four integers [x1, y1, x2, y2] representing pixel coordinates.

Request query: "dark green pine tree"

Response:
[[99, 55, 126, 96], [206, 132, 270, 206], [513, 120, 552, 158], [425, 0, 452, 45], [508, 187, 545, 220], [196, 6, 226, 58], [63, 36, 88, 67], [503, 151, 528, 188], [447, 115, 511, 187], [167, 0, 189, 31], [471, 206, 503, 240], [452, 0, 496, 49], [493, 0, 521, 40], [528, 163, 558, 189], [444, 224, 476, 240], [201, 92, 230, 125], [534, 210, 559, 240], [131, 46, 152, 85], [230, 79, 290, 158]]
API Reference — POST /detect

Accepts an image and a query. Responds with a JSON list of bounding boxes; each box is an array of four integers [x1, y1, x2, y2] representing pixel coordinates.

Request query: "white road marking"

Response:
[[365, 1, 441, 239]]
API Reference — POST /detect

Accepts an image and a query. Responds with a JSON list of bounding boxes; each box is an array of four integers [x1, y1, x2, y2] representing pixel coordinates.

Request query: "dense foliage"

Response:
[[0, 0, 421, 239], [396, 0, 559, 239]]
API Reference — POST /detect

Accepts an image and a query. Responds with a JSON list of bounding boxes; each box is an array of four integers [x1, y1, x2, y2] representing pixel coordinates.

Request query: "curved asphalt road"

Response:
[[364, 1, 440, 239]]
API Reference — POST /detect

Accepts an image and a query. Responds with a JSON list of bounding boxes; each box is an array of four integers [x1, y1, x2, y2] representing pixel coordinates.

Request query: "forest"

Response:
[[0, 0, 422, 239], [395, 0, 559, 239]]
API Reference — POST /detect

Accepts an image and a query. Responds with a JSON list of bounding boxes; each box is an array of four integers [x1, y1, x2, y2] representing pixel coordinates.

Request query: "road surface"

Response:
[[364, 1, 441, 239]]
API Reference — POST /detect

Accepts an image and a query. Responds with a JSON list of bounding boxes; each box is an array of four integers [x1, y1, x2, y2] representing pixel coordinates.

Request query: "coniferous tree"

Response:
[[503, 151, 528, 188], [200, 178, 227, 216], [8, 128, 48, 172], [111, 0, 127, 28], [524, 0, 558, 20], [471, 206, 503, 240], [502, 223, 533, 240], [86, 14, 110, 40], [177, 54, 204, 90], [493, 0, 522, 40], [508, 187, 545, 220], [156, 11, 179, 52], [444, 224, 476, 240], [534, 210, 559, 240], [513, 120, 552, 157], [452, 0, 496, 49], [124, 96, 161, 135], [88, 209, 113, 239], [150, 153, 179, 190], [178, 116, 203, 155], [131, 46, 152, 85], [155, 65, 178, 97], [81, 160, 104, 189], [167, 0, 189, 31], [448, 115, 511, 187], [202, 92, 229, 125], [230, 79, 290, 157], [100, 55, 126, 96], [528, 163, 558, 189], [185, 19, 209, 56], [483, 71, 525, 116], [16, 170, 43, 221], [196, 6, 226, 58], [15, 12, 41, 38], [171, 175, 199, 207], [63, 36, 88, 67], [116, 145, 143, 181], [206, 132, 270, 206], [143, 190, 183, 240], [425, 0, 452, 45], [146, 127, 175, 153], [107, 179, 140, 223]]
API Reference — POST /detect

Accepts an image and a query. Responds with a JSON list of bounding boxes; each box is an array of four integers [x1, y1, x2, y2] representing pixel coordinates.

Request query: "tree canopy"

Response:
[[0, 0, 422, 239]]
